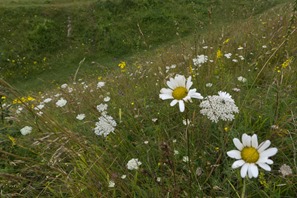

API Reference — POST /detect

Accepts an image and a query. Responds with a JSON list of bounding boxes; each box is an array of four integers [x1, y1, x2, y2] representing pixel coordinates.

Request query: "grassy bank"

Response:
[[1, 0, 297, 197]]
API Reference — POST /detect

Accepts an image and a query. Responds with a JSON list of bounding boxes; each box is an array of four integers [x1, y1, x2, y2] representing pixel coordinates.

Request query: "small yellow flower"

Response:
[[281, 57, 293, 69], [223, 38, 230, 45], [216, 49, 223, 59], [8, 135, 16, 146], [33, 61, 37, 65], [224, 127, 229, 132], [118, 61, 126, 70], [27, 96, 35, 101]]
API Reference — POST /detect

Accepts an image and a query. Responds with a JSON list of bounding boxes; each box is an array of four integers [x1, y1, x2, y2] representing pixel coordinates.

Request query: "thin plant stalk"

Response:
[[241, 178, 246, 198], [185, 108, 192, 196]]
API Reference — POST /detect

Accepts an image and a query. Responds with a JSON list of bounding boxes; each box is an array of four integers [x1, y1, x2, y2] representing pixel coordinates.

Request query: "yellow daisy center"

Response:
[[241, 147, 259, 163], [172, 87, 188, 100]]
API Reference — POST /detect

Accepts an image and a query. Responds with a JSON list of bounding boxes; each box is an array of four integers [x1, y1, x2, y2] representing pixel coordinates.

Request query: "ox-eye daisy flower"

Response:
[[159, 74, 203, 112], [227, 133, 278, 178]]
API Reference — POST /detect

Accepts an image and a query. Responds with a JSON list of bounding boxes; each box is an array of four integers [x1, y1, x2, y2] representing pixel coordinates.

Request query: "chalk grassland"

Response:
[[0, 0, 289, 91], [0, 0, 297, 197]]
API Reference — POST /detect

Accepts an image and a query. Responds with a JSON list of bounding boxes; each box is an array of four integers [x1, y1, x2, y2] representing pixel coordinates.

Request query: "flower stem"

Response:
[[241, 178, 246, 198], [185, 109, 192, 196]]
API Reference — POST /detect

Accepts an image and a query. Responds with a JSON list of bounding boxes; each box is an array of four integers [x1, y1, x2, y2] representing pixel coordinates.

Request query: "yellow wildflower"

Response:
[[281, 57, 293, 69], [224, 127, 229, 132], [216, 49, 223, 59], [223, 38, 230, 45], [27, 96, 35, 101], [8, 135, 16, 146], [118, 61, 126, 70]]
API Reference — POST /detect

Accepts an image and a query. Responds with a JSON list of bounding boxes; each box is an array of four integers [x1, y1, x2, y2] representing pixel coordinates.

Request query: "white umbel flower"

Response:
[[200, 91, 239, 123], [20, 126, 32, 135], [227, 133, 278, 178], [56, 98, 67, 107], [159, 74, 203, 112], [193, 55, 208, 66], [94, 114, 117, 137], [127, 158, 142, 170], [76, 114, 86, 120]]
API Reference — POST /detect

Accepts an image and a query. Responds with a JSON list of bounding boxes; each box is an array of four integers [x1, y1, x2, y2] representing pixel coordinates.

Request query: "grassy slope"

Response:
[[0, 1, 297, 197], [0, 0, 290, 92]]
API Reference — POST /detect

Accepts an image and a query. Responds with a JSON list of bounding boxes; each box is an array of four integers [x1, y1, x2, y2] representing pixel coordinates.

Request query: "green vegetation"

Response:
[[0, 0, 289, 91], [1, 0, 297, 197]]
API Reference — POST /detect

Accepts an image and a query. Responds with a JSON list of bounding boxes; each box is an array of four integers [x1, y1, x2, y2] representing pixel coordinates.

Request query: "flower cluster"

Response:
[[127, 158, 142, 170], [20, 126, 32, 135], [94, 114, 117, 137], [199, 91, 239, 123]]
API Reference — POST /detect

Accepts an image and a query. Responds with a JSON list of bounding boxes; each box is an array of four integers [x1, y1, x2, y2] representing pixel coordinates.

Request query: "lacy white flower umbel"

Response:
[[20, 126, 32, 135], [200, 91, 239, 123], [94, 114, 117, 137], [159, 74, 203, 112], [227, 133, 278, 178], [127, 158, 142, 170], [56, 98, 67, 107]]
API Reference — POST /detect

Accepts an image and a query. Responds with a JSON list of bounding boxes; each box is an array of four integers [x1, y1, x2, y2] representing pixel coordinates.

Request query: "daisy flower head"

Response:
[[159, 74, 203, 112], [227, 133, 278, 179], [199, 91, 239, 123]]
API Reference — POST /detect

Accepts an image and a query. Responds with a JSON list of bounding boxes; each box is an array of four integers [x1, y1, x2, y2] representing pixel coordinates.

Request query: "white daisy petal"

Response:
[[242, 134, 252, 147], [251, 134, 258, 148], [159, 93, 174, 100], [160, 88, 173, 94], [247, 164, 253, 178], [167, 78, 176, 89], [232, 160, 245, 169], [176, 75, 186, 87], [257, 163, 271, 171], [186, 76, 193, 89], [250, 163, 259, 178], [240, 163, 249, 178], [170, 100, 178, 107], [178, 100, 185, 112], [260, 147, 278, 158], [227, 150, 241, 159], [266, 159, 273, 164], [257, 140, 271, 153], [189, 90, 203, 99], [233, 138, 244, 150]]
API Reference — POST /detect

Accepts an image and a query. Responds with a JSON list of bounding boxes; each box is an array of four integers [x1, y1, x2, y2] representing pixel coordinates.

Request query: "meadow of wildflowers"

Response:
[[0, 0, 297, 197]]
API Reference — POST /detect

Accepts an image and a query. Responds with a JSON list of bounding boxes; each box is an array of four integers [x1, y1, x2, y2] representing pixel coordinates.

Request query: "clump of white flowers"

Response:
[[127, 158, 142, 170], [76, 114, 86, 120], [20, 126, 32, 135], [56, 98, 67, 107], [200, 91, 239, 123], [94, 114, 117, 137], [193, 54, 208, 67]]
